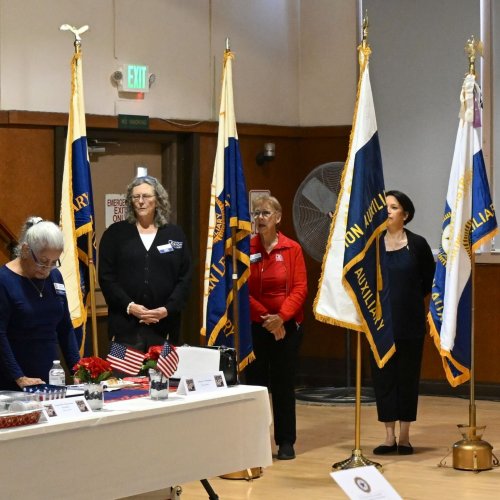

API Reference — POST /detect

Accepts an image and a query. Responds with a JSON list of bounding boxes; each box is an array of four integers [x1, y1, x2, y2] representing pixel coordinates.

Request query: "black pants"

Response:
[[245, 321, 302, 446], [116, 325, 166, 352], [370, 337, 424, 422]]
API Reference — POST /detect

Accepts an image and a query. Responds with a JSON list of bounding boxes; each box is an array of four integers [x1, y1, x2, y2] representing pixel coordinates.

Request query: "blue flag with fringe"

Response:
[[428, 73, 497, 386], [201, 49, 254, 371], [314, 42, 394, 368], [60, 46, 96, 351]]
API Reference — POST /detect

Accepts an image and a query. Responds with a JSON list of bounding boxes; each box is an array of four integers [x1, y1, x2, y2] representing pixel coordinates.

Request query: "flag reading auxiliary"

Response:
[[313, 28, 394, 368], [428, 68, 498, 387], [201, 41, 254, 372], [59, 26, 97, 354]]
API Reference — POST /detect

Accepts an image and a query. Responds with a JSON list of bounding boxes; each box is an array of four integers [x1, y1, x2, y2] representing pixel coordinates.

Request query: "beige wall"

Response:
[[0, 0, 357, 126]]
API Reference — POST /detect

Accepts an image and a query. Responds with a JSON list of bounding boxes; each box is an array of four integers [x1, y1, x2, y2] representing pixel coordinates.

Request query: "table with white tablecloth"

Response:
[[0, 385, 272, 500]]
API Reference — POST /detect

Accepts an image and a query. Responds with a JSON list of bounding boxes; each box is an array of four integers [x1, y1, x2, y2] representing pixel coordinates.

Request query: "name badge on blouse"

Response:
[[275, 254, 284, 262], [169, 240, 183, 249], [250, 252, 262, 263], [157, 243, 174, 254], [53, 283, 66, 295]]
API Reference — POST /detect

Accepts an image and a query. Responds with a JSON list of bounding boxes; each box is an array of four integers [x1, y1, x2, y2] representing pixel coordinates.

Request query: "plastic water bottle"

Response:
[[49, 360, 65, 386]]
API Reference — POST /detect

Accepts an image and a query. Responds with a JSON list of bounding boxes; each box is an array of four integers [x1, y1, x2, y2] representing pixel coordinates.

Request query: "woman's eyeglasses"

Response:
[[30, 249, 61, 270], [132, 194, 155, 202], [252, 210, 274, 219]]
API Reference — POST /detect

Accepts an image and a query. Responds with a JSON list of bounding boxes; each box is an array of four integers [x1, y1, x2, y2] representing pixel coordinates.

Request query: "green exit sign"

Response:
[[122, 64, 150, 93]]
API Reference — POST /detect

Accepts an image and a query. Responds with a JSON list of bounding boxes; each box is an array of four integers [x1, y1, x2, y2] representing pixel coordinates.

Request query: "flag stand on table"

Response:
[[429, 37, 499, 472], [314, 15, 394, 470], [201, 39, 260, 483], [59, 25, 99, 356]]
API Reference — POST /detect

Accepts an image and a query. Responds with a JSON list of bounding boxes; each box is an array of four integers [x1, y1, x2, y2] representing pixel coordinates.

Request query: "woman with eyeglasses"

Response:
[[0, 216, 80, 390], [245, 194, 308, 460], [99, 176, 192, 351]]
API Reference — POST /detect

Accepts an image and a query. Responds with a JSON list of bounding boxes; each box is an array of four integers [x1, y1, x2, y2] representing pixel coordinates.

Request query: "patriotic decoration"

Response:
[[314, 39, 394, 368], [428, 73, 498, 386], [59, 41, 96, 350], [157, 341, 180, 379], [106, 342, 144, 375], [200, 47, 254, 371]]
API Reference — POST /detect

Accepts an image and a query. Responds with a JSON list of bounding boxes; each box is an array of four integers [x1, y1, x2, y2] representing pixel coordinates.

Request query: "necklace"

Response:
[[385, 230, 407, 251], [28, 278, 46, 298]]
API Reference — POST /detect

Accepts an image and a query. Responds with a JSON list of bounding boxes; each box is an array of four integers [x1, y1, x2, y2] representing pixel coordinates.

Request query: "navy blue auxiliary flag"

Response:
[[428, 73, 498, 386], [314, 42, 394, 368], [59, 45, 96, 351], [201, 48, 254, 371]]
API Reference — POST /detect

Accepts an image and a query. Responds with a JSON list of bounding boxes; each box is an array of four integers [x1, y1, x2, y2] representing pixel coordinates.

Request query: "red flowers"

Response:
[[73, 357, 113, 383], [142, 345, 163, 371], [144, 345, 162, 362]]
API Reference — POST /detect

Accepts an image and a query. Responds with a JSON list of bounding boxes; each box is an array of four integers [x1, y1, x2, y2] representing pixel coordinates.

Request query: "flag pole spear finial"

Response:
[[361, 11, 369, 49], [225, 37, 230, 53], [358, 11, 371, 68]]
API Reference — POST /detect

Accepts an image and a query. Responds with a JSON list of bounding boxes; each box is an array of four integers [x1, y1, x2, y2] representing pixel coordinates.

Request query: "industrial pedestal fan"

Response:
[[292, 162, 374, 404]]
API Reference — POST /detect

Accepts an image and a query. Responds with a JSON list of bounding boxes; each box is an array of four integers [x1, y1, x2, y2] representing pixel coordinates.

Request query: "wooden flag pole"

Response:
[[220, 220, 262, 482], [88, 231, 99, 357], [230, 226, 240, 374]]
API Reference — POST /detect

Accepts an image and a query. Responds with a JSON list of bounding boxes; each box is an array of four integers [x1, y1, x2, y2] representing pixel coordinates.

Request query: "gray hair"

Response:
[[252, 194, 282, 213], [125, 176, 171, 227], [15, 217, 64, 256]]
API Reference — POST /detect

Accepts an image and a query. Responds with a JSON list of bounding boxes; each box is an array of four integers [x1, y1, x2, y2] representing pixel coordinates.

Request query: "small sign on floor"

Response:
[[331, 465, 402, 499]]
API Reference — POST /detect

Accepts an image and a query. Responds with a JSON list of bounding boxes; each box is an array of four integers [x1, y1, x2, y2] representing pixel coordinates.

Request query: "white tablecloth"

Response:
[[0, 385, 272, 500]]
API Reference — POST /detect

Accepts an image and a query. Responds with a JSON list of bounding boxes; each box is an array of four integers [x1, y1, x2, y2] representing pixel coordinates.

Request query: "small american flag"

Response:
[[106, 342, 144, 375], [157, 341, 179, 378]]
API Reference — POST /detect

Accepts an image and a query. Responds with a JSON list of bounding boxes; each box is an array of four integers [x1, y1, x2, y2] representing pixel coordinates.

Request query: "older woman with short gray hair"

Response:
[[0, 216, 80, 390]]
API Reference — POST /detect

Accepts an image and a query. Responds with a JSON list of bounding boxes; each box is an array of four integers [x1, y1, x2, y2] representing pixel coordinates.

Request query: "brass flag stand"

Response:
[[451, 252, 497, 471], [333, 331, 380, 470]]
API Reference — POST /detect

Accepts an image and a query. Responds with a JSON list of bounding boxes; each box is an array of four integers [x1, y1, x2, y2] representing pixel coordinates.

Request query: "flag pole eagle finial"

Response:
[[60, 24, 89, 52], [464, 35, 483, 76]]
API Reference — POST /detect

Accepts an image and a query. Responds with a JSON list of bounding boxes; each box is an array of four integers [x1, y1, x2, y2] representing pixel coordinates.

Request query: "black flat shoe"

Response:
[[398, 443, 413, 455], [373, 443, 397, 455], [277, 442, 295, 460]]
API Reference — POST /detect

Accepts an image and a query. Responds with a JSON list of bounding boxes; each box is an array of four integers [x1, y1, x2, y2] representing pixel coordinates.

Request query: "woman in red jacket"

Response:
[[245, 194, 308, 460]]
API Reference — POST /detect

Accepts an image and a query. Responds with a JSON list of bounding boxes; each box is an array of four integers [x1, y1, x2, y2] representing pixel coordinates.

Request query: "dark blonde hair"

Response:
[[252, 194, 282, 213]]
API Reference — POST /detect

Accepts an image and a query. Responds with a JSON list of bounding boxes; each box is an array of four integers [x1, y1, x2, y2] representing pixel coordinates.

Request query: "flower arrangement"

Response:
[[73, 357, 113, 383], [142, 345, 163, 372]]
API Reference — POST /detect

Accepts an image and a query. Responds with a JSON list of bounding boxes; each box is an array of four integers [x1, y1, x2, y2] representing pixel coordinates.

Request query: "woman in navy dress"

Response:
[[371, 191, 435, 455], [0, 217, 80, 390]]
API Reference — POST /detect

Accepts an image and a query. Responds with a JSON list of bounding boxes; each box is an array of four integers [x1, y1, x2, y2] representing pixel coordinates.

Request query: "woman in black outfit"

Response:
[[371, 190, 435, 456], [99, 176, 192, 349]]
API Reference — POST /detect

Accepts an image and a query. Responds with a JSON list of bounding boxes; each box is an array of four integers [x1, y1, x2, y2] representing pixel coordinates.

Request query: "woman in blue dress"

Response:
[[371, 191, 435, 456], [0, 217, 80, 390]]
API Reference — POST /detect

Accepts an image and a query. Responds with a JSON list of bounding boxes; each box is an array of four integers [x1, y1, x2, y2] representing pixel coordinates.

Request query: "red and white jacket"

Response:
[[248, 232, 308, 325]]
